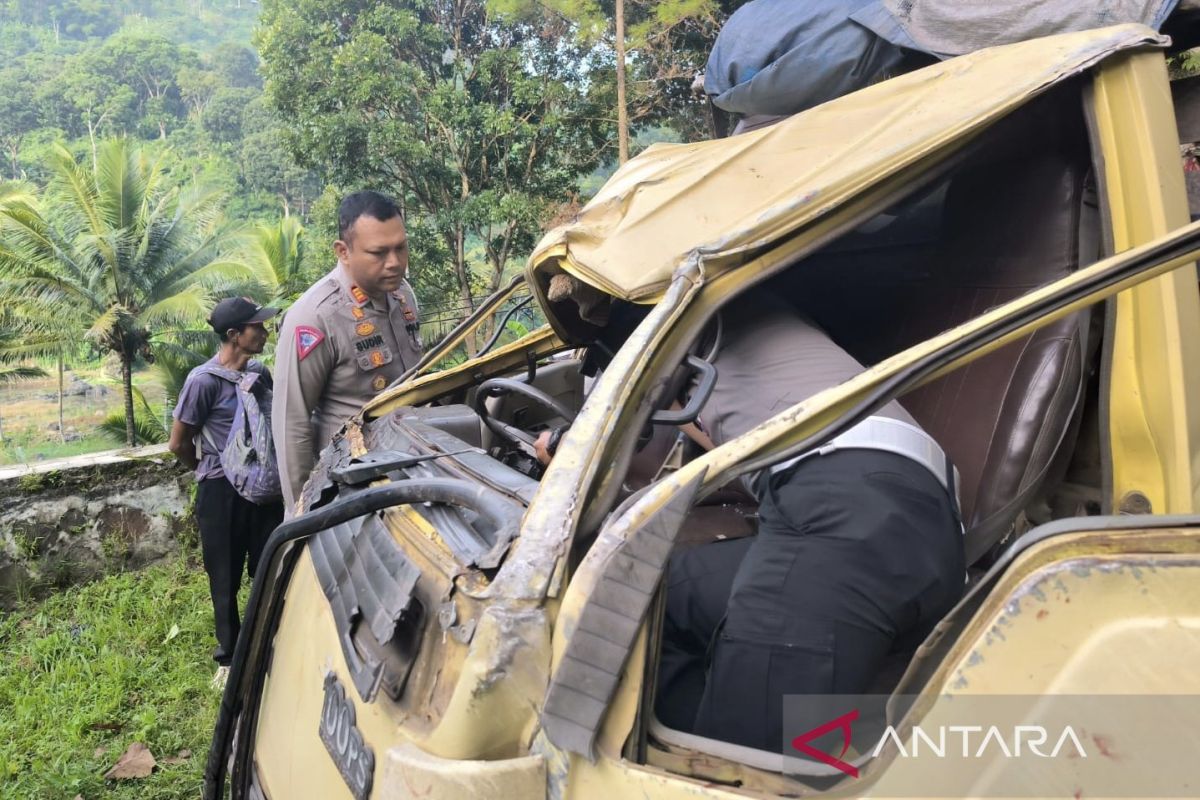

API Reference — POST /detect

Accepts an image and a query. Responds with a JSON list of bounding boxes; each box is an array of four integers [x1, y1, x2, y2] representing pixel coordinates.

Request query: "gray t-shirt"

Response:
[[173, 356, 272, 482]]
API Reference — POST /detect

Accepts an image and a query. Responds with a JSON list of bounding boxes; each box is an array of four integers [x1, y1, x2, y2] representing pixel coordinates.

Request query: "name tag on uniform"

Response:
[[354, 334, 384, 353], [357, 346, 393, 371]]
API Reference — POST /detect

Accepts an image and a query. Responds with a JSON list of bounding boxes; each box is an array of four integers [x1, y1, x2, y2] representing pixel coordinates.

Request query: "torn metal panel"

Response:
[[418, 603, 553, 761], [309, 515, 423, 702], [541, 474, 703, 758]]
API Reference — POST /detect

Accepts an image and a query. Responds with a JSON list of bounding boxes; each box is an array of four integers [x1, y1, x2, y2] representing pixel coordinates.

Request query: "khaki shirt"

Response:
[[700, 291, 917, 447], [273, 264, 424, 508]]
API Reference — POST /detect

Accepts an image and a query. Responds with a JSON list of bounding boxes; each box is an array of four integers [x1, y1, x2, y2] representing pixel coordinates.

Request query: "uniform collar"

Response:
[[333, 262, 386, 311]]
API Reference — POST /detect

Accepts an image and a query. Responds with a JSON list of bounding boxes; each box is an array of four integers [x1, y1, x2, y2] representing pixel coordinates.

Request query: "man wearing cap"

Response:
[[273, 190, 424, 510], [168, 296, 283, 687]]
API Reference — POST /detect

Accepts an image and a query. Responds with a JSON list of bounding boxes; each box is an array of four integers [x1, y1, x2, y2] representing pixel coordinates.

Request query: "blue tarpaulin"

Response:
[[706, 0, 1182, 117], [705, 0, 907, 117]]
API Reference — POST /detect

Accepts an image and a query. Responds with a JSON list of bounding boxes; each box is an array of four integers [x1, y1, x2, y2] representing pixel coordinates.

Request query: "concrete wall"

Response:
[[0, 446, 194, 608]]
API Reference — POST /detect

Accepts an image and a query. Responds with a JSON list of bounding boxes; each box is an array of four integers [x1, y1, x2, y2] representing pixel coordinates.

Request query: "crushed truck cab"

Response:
[[207, 24, 1200, 800]]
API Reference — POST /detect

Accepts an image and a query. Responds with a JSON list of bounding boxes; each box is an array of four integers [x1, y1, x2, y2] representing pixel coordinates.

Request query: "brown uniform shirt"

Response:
[[273, 264, 424, 508]]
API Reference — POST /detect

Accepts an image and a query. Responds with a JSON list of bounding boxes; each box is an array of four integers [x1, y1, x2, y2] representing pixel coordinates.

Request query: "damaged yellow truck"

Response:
[[206, 24, 1200, 800]]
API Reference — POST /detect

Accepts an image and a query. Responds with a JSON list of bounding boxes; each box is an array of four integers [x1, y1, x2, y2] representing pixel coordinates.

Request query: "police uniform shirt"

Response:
[[699, 292, 917, 449], [273, 263, 424, 508]]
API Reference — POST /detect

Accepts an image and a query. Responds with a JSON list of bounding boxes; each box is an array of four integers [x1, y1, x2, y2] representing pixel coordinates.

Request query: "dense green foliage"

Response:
[[0, 0, 733, 320], [0, 0, 319, 223], [0, 139, 248, 445], [0, 556, 221, 799], [0, 0, 739, 463], [257, 0, 616, 307]]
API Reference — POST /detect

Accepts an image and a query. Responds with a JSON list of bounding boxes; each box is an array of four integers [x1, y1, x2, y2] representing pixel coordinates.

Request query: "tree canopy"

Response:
[[256, 0, 616, 308], [0, 139, 246, 445]]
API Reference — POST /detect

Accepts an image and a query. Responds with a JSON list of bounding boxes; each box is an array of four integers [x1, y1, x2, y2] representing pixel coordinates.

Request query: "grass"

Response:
[[0, 364, 167, 466], [0, 556, 226, 799]]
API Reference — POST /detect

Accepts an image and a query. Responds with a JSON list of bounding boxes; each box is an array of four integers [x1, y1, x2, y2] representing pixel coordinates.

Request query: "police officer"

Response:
[[273, 191, 424, 510], [655, 289, 965, 752]]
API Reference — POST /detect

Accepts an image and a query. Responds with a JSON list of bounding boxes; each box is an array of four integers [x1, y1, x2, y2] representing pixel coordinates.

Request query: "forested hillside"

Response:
[[0, 0, 730, 461], [0, 0, 319, 223]]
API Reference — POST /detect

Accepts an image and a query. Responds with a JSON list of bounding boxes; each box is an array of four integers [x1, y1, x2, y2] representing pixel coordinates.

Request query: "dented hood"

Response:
[[527, 24, 1165, 304]]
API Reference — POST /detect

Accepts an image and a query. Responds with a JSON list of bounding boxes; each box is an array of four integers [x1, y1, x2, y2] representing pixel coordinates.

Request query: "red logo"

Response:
[[791, 709, 860, 778], [295, 325, 325, 361]]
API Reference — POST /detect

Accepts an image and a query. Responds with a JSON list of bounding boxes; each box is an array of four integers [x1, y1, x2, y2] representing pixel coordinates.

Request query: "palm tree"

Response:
[[97, 332, 216, 445], [240, 215, 309, 304], [0, 316, 72, 443], [0, 290, 93, 441], [0, 139, 246, 446]]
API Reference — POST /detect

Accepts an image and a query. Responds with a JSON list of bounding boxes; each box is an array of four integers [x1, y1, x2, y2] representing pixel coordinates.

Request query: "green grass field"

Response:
[[0, 556, 224, 799]]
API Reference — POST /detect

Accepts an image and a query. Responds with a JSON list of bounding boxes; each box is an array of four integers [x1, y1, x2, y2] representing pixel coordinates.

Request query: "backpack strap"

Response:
[[189, 362, 246, 454], [191, 363, 243, 383]]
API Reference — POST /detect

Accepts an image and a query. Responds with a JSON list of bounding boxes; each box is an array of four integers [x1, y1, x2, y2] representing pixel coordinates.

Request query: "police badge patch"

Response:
[[296, 325, 325, 361]]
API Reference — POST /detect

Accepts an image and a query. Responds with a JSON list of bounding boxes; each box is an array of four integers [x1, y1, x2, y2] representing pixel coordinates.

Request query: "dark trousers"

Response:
[[195, 477, 283, 665], [656, 449, 965, 751]]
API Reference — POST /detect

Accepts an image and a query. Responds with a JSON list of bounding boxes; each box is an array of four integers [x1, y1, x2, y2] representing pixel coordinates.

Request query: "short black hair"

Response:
[[338, 191, 402, 241]]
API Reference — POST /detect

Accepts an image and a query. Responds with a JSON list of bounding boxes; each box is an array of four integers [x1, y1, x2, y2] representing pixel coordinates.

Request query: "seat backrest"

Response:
[[795, 95, 1098, 562]]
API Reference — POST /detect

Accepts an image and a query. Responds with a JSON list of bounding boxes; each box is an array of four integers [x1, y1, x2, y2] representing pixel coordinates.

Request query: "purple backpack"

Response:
[[194, 363, 282, 504]]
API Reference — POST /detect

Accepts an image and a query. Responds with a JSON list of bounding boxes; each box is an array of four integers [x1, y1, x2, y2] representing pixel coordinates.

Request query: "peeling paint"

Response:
[[474, 606, 547, 696], [531, 730, 571, 800]]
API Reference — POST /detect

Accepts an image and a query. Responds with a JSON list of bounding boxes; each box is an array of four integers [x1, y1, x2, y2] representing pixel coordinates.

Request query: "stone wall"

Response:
[[0, 448, 194, 608]]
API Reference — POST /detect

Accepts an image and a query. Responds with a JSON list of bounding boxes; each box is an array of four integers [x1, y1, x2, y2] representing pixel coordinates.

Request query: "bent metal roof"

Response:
[[527, 24, 1164, 303]]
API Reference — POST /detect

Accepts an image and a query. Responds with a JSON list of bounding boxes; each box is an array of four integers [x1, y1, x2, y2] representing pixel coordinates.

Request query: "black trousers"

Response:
[[656, 449, 965, 752], [195, 477, 283, 666]]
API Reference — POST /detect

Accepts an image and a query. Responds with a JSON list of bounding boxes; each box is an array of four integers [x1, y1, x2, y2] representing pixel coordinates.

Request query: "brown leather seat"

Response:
[[796, 93, 1099, 563]]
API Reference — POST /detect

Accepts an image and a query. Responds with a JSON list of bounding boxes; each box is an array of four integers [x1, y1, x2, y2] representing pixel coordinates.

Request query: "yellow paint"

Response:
[[1092, 52, 1200, 514], [248, 27, 1200, 800], [377, 745, 546, 799], [365, 325, 565, 417], [528, 26, 1161, 305], [254, 554, 386, 800]]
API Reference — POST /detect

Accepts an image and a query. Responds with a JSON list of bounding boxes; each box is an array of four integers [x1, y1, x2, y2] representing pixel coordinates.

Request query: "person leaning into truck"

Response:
[[653, 289, 966, 751], [532, 288, 965, 750], [272, 191, 424, 511]]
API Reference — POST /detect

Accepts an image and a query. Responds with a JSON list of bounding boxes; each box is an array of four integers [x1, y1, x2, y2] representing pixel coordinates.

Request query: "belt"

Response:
[[767, 415, 961, 514]]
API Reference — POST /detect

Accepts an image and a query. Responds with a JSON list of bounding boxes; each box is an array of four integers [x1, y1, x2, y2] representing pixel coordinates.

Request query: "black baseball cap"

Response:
[[208, 297, 280, 334]]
